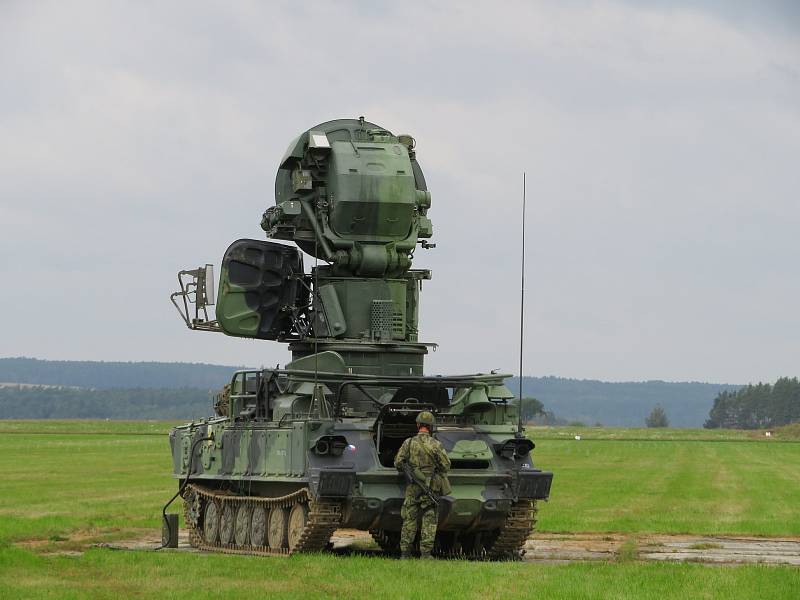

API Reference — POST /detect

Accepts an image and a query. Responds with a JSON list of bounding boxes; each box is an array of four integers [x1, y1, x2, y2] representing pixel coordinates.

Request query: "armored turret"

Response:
[[176, 118, 436, 376]]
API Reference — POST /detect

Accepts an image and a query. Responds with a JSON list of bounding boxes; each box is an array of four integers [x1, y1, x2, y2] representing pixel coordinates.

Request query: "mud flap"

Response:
[[517, 471, 553, 500], [316, 469, 355, 498]]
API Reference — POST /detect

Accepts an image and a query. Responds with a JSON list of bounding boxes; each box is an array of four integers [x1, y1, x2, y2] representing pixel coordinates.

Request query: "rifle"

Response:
[[399, 462, 439, 505]]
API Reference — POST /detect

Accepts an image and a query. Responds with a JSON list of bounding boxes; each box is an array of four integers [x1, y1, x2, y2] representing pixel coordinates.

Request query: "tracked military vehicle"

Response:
[[168, 118, 552, 557]]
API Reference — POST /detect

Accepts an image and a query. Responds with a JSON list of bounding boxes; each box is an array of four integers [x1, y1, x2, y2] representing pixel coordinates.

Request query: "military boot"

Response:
[[400, 551, 412, 560], [419, 552, 434, 560]]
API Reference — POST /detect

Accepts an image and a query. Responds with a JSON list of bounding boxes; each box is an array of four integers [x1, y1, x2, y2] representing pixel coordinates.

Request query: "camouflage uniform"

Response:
[[394, 430, 451, 556]]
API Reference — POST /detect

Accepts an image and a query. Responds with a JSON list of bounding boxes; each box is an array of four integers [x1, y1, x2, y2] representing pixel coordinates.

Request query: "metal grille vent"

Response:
[[371, 300, 395, 340]]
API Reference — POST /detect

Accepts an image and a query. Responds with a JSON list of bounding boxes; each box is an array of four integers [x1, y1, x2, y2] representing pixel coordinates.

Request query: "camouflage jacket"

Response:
[[394, 431, 451, 494]]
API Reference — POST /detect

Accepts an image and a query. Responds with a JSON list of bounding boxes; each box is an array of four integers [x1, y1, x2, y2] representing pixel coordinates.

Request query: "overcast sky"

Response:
[[1, 1, 798, 383]]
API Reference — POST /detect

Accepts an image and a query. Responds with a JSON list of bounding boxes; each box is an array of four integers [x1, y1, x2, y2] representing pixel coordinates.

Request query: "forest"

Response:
[[0, 357, 241, 390], [0, 386, 213, 420], [0, 358, 747, 426], [704, 377, 800, 429]]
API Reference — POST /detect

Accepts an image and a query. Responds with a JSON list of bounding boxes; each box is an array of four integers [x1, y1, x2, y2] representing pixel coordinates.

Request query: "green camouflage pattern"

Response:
[[265, 119, 432, 278], [399, 491, 437, 555], [169, 371, 552, 538], [415, 410, 435, 426], [395, 431, 451, 555], [394, 431, 451, 491], [168, 118, 553, 556]]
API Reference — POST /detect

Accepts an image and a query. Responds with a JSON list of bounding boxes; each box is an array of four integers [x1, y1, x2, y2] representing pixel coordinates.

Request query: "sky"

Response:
[[1, 1, 798, 384]]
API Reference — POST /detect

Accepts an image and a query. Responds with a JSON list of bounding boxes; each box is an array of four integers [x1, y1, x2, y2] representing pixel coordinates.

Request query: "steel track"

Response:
[[485, 499, 538, 559], [369, 499, 538, 560], [184, 484, 535, 559], [183, 484, 342, 556]]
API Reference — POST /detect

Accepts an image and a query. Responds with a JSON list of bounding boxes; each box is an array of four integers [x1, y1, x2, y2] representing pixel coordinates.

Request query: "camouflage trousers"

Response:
[[399, 484, 438, 555]]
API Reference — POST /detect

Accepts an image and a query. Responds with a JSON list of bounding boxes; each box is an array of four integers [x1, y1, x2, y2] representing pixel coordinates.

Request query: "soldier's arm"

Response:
[[394, 438, 411, 469]]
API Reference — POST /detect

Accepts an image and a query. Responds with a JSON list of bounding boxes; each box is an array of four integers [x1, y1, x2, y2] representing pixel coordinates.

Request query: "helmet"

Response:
[[416, 411, 435, 427]]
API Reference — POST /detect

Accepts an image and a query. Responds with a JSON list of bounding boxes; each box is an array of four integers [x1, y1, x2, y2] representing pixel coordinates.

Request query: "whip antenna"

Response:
[[517, 172, 527, 435], [313, 198, 320, 416]]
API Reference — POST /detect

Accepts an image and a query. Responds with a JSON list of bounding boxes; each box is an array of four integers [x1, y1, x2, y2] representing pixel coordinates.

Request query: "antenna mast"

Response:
[[517, 172, 527, 435]]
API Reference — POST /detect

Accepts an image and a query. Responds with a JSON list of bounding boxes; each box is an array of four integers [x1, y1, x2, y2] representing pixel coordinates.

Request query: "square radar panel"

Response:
[[308, 131, 331, 149], [216, 239, 306, 340]]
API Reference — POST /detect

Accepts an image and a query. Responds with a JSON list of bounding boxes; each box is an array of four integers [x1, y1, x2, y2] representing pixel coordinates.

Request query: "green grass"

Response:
[[1, 421, 799, 599], [4, 419, 798, 440], [528, 425, 800, 441], [689, 542, 724, 550], [0, 419, 178, 435], [6, 419, 800, 443], [1, 547, 798, 600], [2, 422, 800, 545], [534, 439, 800, 535], [0, 432, 170, 546]]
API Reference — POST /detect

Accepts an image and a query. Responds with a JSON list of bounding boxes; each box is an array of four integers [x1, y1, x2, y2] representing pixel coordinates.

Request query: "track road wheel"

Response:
[[287, 503, 309, 551], [250, 505, 268, 547], [370, 529, 401, 555], [235, 504, 252, 547], [459, 533, 485, 557], [203, 501, 220, 544], [220, 502, 235, 545], [434, 532, 457, 556], [268, 506, 289, 550]]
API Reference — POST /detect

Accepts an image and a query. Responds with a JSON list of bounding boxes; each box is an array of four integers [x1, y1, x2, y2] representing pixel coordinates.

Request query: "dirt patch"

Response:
[[23, 529, 800, 565], [96, 530, 194, 552], [16, 528, 169, 556], [335, 530, 800, 565], [525, 533, 800, 566], [637, 535, 800, 565]]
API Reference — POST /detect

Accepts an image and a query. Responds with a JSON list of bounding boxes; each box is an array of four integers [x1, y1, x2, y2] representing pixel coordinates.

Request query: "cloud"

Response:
[[1, 1, 798, 383]]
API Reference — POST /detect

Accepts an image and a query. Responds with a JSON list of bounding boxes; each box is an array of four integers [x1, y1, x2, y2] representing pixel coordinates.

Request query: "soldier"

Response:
[[394, 411, 451, 559]]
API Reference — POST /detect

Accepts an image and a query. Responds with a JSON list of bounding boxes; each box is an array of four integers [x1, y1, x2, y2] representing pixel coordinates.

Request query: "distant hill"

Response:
[[0, 358, 740, 425], [0, 385, 212, 420], [510, 376, 741, 428], [0, 357, 243, 390]]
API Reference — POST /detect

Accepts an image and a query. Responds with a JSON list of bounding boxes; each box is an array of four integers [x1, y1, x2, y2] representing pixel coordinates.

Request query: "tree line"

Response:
[[0, 357, 242, 390], [1, 359, 742, 427], [512, 376, 739, 427], [0, 387, 554, 423], [704, 377, 800, 429], [0, 385, 215, 420]]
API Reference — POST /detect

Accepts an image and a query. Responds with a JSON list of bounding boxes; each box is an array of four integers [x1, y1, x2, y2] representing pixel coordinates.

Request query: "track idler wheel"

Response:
[[185, 489, 201, 528]]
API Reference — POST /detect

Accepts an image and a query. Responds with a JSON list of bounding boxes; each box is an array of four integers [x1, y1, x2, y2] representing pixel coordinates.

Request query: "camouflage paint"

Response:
[[169, 371, 551, 533], [169, 118, 552, 548]]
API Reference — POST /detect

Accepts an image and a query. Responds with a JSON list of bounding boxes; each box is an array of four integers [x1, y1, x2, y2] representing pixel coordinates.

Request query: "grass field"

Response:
[[5, 419, 799, 439], [0, 421, 798, 599], [2, 548, 799, 600], [528, 423, 800, 442]]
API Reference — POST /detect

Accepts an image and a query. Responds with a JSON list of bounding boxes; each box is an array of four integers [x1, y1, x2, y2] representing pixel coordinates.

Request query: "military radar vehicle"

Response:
[[167, 118, 552, 557]]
